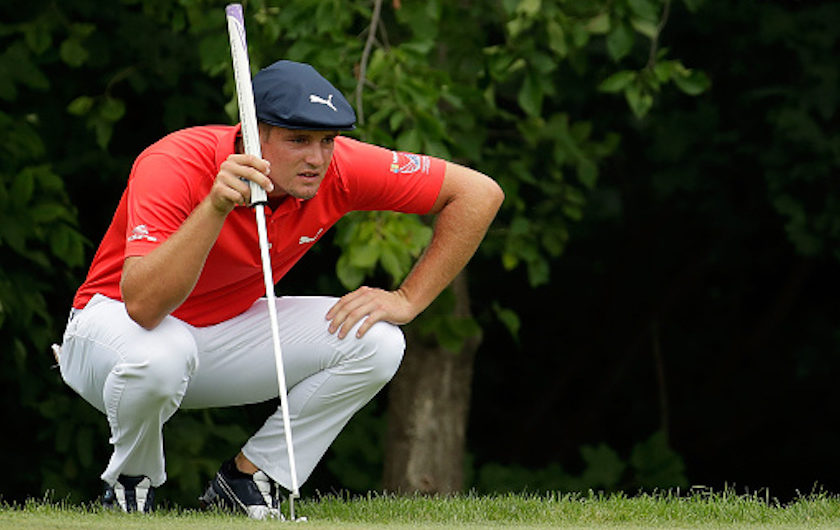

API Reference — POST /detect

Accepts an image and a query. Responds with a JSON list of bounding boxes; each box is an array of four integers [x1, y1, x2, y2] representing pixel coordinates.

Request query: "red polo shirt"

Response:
[[73, 125, 445, 326]]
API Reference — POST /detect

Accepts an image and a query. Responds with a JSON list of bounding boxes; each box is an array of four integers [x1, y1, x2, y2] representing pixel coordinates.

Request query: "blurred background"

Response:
[[1, 0, 838, 507]]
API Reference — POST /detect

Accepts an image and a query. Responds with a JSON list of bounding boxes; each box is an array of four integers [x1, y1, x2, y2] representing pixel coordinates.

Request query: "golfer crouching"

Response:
[[56, 59, 503, 517]]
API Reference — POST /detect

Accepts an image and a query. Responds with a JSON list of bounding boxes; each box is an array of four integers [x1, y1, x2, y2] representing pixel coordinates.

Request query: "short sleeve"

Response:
[[124, 153, 197, 257], [330, 137, 446, 214]]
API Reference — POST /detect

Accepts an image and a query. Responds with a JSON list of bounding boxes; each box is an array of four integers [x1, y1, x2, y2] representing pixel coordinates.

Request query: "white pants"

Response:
[[59, 294, 405, 489]]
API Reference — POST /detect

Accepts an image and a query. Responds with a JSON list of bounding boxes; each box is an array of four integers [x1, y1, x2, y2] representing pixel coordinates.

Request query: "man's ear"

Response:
[[258, 122, 273, 142]]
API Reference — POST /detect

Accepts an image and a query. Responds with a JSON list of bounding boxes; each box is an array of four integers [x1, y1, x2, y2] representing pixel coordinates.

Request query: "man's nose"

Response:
[[305, 144, 326, 166]]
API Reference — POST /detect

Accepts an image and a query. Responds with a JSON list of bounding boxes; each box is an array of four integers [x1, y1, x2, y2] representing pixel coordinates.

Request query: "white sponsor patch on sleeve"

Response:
[[127, 224, 159, 243]]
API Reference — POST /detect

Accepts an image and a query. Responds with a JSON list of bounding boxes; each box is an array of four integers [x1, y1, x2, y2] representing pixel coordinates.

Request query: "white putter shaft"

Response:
[[225, 3, 303, 522]]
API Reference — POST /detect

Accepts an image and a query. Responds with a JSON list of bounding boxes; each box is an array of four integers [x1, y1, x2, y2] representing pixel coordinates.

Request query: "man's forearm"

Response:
[[397, 164, 504, 318], [325, 162, 503, 339], [120, 198, 228, 329], [119, 152, 271, 329]]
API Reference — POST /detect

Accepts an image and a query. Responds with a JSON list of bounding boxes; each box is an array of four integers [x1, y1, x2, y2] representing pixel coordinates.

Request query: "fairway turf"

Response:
[[2, 490, 840, 528]]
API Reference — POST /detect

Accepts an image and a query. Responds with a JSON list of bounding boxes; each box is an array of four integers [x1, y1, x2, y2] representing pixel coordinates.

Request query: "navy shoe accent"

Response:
[[102, 474, 154, 513], [199, 458, 284, 520]]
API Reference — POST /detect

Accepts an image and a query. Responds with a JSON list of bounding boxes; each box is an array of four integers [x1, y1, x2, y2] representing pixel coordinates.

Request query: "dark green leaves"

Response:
[[672, 68, 711, 96], [599, 70, 637, 93], [607, 22, 635, 62], [595, 0, 711, 118], [599, 63, 710, 119], [67, 95, 126, 149], [475, 430, 687, 493], [0, 42, 49, 100], [335, 212, 432, 290]]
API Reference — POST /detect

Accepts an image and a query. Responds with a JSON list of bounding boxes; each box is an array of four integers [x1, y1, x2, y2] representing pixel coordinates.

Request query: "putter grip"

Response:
[[226, 3, 267, 206]]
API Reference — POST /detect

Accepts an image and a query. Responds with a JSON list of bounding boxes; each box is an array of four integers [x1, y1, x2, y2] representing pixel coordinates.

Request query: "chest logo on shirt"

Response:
[[389, 151, 430, 174], [299, 228, 324, 245], [127, 224, 158, 243]]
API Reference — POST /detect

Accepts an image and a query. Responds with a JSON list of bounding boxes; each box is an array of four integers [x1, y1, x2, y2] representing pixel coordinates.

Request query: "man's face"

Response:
[[259, 125, 338, 200]]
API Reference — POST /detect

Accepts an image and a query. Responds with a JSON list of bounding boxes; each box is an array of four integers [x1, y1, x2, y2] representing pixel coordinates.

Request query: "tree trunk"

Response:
[[382, 271, 480, 494]]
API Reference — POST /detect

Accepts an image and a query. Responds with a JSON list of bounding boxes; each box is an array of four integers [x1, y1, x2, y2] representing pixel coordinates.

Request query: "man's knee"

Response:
[[357, 322, 405, 383], [118, 319, 198, 403]]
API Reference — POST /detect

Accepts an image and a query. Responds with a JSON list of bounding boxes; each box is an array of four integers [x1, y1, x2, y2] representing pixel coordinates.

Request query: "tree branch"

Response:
[[355, 0, 384, 126], [646, 0, 672, 69]]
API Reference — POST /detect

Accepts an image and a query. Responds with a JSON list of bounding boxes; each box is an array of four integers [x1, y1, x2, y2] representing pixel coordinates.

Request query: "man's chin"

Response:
[[290, 188, 319, 200]]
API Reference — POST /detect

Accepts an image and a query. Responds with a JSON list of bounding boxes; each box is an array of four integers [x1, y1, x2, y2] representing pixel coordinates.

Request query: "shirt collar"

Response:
[[215, 124, 241, 171]]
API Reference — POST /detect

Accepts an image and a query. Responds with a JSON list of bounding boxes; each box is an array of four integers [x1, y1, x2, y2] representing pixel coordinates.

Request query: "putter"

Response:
[[225, 3, 304, 522]]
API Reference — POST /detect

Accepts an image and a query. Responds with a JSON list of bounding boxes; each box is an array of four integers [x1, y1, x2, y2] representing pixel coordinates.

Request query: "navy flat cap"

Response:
[[252, 60, 356, 131]]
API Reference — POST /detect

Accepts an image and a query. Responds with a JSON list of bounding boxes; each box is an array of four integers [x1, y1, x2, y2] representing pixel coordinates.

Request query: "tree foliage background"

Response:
[[1, 0, 839, 506]]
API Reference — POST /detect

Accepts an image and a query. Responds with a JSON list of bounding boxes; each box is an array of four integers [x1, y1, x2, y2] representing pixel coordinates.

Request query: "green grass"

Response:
[[3, 489, 840, 529]]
